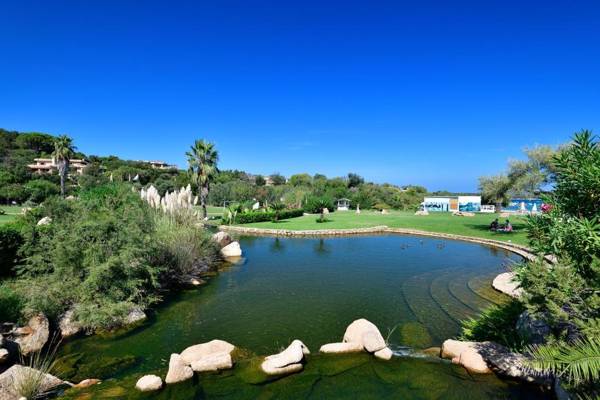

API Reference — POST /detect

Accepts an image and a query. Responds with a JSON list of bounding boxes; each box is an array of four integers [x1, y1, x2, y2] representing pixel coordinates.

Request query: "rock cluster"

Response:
[[137, 339, 236, 392], [212, 231, 243, 259], [320, 318, 393, 360]]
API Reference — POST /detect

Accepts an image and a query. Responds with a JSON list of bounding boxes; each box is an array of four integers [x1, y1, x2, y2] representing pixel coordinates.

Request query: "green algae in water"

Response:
[[57, 235, 550, 399]]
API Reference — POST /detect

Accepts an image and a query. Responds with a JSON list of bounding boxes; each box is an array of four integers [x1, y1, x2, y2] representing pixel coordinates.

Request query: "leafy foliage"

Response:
[[528, 338, 600, 387], [460, 300, 526, 351], [0, 223, 23, 276]]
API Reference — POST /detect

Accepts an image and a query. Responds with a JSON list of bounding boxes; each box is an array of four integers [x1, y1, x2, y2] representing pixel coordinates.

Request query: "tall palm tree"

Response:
[[52, 135, 76, 197], [186, 140, 219, 219]]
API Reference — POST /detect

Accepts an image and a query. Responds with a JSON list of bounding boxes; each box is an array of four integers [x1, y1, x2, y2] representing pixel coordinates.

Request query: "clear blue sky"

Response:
[[1, 1, 599, 191]]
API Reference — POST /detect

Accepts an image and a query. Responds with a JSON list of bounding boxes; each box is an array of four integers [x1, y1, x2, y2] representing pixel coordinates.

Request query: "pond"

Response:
[[58, 234, 549, 399]]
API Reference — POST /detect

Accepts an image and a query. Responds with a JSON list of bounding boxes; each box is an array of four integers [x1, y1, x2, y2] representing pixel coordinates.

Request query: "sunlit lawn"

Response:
[[0, 205, 22, 225], [236, 210, 529, 246]]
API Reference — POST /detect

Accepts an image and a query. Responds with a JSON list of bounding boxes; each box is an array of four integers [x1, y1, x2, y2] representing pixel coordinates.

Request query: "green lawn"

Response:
[[0, 205, 22, 225], [236, 210, 530, 246]]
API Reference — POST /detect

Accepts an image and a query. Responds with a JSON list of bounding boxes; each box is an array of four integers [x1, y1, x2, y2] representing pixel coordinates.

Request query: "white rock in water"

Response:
[[343, 319, 386, 353], [135, 374, 163, 391], [220, 241, 242, 258], [319, 342, 364, 354], [180, 339, 236, 364], [165, 353, 193, 384], [492, 272, 523, 298], [261, 340, 309, 376], [374, 347, 393, 360], [191, 352, 233, 372]]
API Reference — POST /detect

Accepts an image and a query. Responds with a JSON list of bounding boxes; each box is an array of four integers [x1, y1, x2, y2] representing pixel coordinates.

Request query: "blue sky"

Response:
[[1, 0, 599, 191]]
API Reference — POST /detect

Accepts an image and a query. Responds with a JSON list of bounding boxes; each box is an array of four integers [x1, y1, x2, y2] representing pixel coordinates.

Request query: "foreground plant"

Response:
[[14, 337, 61, 399], [528, 338, 600, 390]]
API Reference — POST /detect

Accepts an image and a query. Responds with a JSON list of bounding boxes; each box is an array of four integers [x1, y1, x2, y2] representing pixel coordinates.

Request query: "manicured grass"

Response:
[[0, 205, 22, 225], [236, 210, 530, 246]]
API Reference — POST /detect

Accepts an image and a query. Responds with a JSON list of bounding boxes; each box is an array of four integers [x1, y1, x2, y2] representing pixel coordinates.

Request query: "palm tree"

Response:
[[313, 198, 330, 222], [52, 135, 76, 197], [186, 140, 219, 219], [270, 202, 286, 222]]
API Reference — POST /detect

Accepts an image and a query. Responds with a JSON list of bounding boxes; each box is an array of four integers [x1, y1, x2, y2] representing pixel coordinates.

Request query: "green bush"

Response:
[[460, 300, 526, 351], [15, 184, 161, 329], [302, 195, 334, 214], [0, 283, 24, 323], [236, 209, 304, 224], [0, 224, 23, 277]]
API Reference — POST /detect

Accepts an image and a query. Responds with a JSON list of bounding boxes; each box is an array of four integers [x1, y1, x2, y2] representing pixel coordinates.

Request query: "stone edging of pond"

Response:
[[218, 224, 557, 298], [219, 224, 537, 260]]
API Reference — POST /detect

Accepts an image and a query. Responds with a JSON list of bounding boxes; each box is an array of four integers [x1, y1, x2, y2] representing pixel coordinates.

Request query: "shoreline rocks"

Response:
[[0, 365, 66, 398], [59, 309, 83, 338], [492, 272, 523, 298], [212, 231, 233, 248], [220, 241, 242, 258], [13, 314, 49, 356]]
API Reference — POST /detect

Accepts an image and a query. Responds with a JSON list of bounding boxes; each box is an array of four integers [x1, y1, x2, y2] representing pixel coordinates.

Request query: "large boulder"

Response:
[[180, 339, 236, 365], [13, 314, 49, 356], [492, 272, 523, 298], [0, 365, 66, 398], [191, 352, 233, 372], [135, 375, 163, 392], [516, 311, 551, 345], [343, 319, 387, 352], [212, 231, 233, 248], [165, 354, 193, 384], [220, 241, 242, 258], [261, 340, 309, 376], [59, 309, 83, 338], [441, 340, 491, 374]]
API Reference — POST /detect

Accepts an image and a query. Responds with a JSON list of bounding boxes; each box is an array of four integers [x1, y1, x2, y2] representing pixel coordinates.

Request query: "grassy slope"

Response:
[[0, 205, 21, 225], [236, 210, 530, 246]]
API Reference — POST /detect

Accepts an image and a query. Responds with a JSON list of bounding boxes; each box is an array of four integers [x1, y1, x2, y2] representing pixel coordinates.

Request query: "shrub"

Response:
[[153, 213, 220, 284], [303, 195, 334, 214], [0, 283, 24, 323], [236, 209, 304, 224], [460, 300, 526, 351], [16, 184, 162, 330], [0, 224, 24, 276], [24, 179, 60, 204]]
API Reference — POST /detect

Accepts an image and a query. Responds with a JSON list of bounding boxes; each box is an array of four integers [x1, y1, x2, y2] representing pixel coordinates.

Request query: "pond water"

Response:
[[58, 235, 549, 399]]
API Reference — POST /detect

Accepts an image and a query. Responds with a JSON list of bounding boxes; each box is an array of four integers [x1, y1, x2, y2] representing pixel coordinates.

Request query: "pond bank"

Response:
[[220, 225, 539, 261]]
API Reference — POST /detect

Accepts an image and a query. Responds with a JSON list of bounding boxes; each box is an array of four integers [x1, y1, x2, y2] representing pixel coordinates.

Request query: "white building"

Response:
[[422, 195, 482, 212]]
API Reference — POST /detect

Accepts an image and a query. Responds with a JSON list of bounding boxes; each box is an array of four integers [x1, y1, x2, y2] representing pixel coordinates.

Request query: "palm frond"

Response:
[[528, 338, 600, 385]]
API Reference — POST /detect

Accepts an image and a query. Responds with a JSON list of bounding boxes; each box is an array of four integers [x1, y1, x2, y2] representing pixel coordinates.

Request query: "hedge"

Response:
[[236, 209, 304, 224], [0, 224, 23, 277]]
